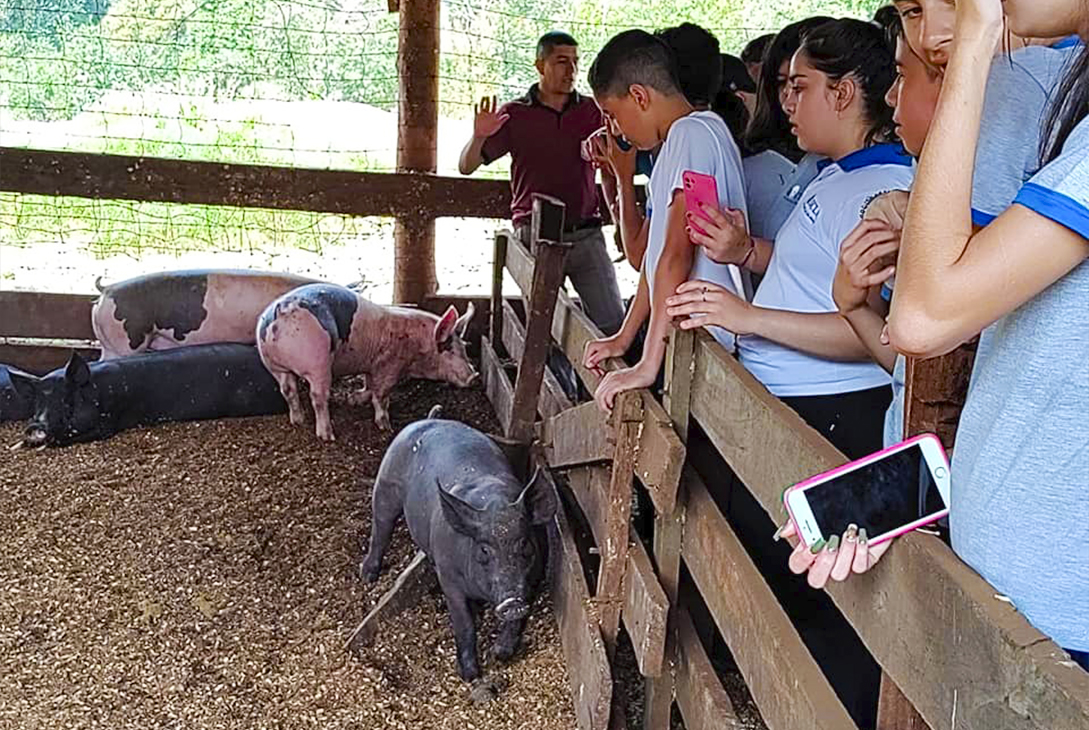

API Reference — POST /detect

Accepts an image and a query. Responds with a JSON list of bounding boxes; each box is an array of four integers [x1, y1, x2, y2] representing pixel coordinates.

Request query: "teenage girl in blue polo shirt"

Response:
[[667, 18, 913, 459], [889, 0, 1089, 669]]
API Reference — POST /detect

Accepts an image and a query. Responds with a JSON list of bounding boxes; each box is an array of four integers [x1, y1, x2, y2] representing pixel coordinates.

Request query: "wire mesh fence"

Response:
[[0, 0, 885, 294]]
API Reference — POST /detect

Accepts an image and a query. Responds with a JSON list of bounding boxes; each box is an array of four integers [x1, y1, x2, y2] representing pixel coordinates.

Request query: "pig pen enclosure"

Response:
[[4, 1, 1089, 729]]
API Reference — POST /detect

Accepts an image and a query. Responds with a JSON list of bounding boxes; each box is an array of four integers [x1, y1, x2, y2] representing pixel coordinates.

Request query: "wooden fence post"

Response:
[[877, 342, 976, 730], [507, 194, 569, 443], [490, 230, 510, 347], [644, 326, 695, 730], [392, 0, 439, 304]]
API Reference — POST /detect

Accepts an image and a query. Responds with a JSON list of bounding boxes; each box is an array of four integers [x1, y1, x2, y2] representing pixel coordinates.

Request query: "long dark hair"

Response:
[[745, 16, 833, 161], [799, 18, 898, 146], [1042, 42, 1089, 164]]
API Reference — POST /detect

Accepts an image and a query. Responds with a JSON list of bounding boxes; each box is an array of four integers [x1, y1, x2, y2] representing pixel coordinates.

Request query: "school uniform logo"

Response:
[[803, 195, 821, 223]]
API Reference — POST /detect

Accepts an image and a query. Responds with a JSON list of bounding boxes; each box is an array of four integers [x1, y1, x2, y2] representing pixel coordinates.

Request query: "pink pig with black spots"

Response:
[[256, 283, 477, 440]]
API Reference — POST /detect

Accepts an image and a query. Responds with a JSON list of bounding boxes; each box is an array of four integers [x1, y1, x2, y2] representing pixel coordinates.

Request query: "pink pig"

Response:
[[256, 284, 477, 440]]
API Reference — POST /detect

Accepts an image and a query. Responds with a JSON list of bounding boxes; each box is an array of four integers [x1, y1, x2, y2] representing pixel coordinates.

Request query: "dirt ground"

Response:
[[0, 379, 578, 730]]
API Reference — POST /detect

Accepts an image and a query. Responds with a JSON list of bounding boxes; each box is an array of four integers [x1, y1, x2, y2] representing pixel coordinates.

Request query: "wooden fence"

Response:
[[3, 162, 1087, 730], [480, 211, 1089, 730]]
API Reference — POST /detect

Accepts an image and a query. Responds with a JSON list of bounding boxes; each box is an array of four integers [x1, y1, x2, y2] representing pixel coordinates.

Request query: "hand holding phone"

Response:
[[784, 434, 951, 550], [682, 171, 720, 237]]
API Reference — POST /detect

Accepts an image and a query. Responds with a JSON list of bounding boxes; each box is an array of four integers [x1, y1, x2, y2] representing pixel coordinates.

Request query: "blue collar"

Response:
[[1053, 35, 1083, 50], [817, 143, 914, 173]]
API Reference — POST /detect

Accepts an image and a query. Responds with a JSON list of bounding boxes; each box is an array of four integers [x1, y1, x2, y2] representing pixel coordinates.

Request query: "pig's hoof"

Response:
[[457, 661, 482, 684], [492, 640, 520, 663], [288, 411, 306, 426], [316, 427, 336, 442], [375, 416, 392, 432], [358, 559, 380, 583], [469, 676, 508, 706]]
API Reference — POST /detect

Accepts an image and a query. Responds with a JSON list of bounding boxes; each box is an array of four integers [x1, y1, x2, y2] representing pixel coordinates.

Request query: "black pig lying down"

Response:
[[360, 406, 557, 682], [1, 364, 36, 422], [8, 344, 286, 448]]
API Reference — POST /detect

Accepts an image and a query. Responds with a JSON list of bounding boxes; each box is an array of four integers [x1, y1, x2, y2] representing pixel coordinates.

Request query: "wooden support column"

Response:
[[901, 339, 978, 451], [644, 327, 695, 730], [875, 341, 976, 730], [393, 0, 439, 304], [507, 195, 569, 443]]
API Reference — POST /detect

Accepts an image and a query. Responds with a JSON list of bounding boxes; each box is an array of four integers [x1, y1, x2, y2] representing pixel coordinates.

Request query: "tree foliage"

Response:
[[2, 0, 890, 122]]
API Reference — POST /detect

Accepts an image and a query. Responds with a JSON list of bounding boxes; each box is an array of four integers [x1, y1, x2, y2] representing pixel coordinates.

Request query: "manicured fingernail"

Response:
[[858, 528, 868, 545], [810, 539, 827, 554], [826, 536, 840, 553], [772, 523, 786, 542], [845, 524, 858, 543]]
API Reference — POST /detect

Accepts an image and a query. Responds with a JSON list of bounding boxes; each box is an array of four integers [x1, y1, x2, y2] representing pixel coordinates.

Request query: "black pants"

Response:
[[781, 385, 892, 460]]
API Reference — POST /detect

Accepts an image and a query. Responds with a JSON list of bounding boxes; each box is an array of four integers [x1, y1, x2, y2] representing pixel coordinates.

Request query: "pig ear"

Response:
[[517, 466, 558, 526], [434, 306, 459, 346], [64, 352, 91, 387], [455, 302, 475, 339], [438, 481, 485, 537], [8, 371, 41, 404]]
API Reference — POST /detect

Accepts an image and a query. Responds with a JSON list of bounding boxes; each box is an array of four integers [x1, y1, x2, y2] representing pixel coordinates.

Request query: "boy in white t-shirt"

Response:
[[583, 29, 748, 411]]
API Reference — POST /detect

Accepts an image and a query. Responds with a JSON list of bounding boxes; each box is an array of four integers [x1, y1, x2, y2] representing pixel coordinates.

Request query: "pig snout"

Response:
[[22, 424, 47, 448], [494, 596, 529, 622]]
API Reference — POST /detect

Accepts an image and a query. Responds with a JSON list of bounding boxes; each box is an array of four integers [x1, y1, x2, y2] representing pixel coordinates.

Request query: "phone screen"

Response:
[[804, 443, 947, 540]]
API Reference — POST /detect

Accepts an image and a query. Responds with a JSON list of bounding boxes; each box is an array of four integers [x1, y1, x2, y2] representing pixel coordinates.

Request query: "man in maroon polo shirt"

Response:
[[458, 31, 625, 336]]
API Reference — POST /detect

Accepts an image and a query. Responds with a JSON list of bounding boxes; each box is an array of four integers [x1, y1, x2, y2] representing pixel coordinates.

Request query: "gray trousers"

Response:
[[515, 224, 625, 336]]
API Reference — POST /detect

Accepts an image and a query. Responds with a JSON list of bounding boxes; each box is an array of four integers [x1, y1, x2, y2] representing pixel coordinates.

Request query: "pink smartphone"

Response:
[[682, 170, 719, 237], [783, 433, 951, 549]]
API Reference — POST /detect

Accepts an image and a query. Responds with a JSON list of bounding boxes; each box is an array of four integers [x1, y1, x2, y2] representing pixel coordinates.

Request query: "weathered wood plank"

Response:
[[566, 467, 667, 679], [901, 340, 977, 452], [0, 147, 511, 219], [596, 392, 642, 655], [500, 299, 571, 422], [633, 402, 685, 516], [550, 289, 607, 391], [0, 291, 97, 340], [689, 332, 1089, 730], [674, 607, 741, 730], [490, 230, 511, 347], [346, 550, 436, 651], [549, 470, 614, 730], [684, 472, 858, 730], [505, 235, 536, 301], [541, 401, 612, 468], [644, 327, 695, 730], [0, 340, 99, 375], [689, 333, 844, 493], [623, 525, 668, 679], [480, 336, 513, 437], [877, 676, 929, 730], [508, 195, 569, 443]]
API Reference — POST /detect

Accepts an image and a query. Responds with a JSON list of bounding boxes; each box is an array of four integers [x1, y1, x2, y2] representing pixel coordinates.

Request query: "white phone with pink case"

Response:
[[784, 433, 951, 548]]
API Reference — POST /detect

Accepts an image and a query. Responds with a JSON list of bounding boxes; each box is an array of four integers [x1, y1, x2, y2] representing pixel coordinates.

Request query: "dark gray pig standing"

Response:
[[8, 345, 286, 447], [360, 407, 556, 682]]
